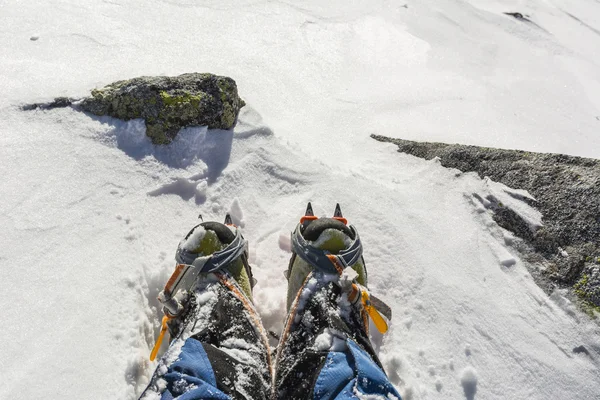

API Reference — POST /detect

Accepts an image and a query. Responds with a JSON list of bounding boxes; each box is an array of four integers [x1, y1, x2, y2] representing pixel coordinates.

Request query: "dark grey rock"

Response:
[[22, 97, 73, 111], [79, 73, 245, 145], [504, 12, 526, 20], [372, 135, 600, 312], [573, 345, 590, 356]]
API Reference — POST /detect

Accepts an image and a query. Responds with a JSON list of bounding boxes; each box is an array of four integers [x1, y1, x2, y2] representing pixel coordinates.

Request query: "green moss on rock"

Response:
[[580, 301, 600, 319], [574, 274, 589, 298], [80, 73, 245, 145], [573, 274, 600, 318], [159, 91, 204, 107]]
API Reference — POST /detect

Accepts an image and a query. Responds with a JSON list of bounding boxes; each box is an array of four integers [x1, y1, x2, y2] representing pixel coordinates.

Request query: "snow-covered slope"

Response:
[[1, 1, 599, 399]]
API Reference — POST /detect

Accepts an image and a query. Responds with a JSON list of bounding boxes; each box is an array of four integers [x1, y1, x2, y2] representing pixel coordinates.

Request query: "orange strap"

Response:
[[326, 254, 345, 275], [333, 216, 348, 225], [150, 315, 172, 361], [300, 215, 318, 224]]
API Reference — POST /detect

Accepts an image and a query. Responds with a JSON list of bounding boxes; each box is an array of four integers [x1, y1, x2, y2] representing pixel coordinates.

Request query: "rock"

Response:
[[371, 135, 600, 311], [572, 345, 590, 356], [504, 12, 525, 20], [80, 73, 245, 144], [22, 97, 73, 111], [503, 12, 539, 27]]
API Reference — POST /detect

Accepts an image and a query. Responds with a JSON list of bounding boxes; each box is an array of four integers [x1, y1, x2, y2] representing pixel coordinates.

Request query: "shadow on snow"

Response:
[[93, 116, 233, 182]]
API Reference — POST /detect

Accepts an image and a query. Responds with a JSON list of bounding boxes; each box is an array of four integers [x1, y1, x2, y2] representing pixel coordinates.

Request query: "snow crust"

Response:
[[314, 329, 348, 352], [483, 177, 543, 231], [1, 0, 600, 399]]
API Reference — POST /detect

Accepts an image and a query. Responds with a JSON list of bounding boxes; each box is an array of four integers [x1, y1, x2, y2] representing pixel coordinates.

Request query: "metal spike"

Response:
[[305, 202, 314, 216], [224, 214, 233, 225], [370, 295, 393, 321], [333, 203, 343, 218], [268, 329, 281, 341]]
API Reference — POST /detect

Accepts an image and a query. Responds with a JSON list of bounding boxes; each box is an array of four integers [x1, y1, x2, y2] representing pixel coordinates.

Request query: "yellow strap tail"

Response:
[[361, 290, 389, 334], [150, 316, 170, 361]]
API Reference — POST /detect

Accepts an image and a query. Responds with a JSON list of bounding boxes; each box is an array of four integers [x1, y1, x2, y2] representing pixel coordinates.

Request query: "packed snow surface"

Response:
[[1, 0, 600, 399]]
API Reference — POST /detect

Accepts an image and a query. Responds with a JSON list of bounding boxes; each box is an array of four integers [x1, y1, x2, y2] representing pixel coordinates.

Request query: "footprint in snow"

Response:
[[384, 355, 402, 385], [460, 366, 478, 400], [427, 365, 436, 376], [148, 178, 207, 205]]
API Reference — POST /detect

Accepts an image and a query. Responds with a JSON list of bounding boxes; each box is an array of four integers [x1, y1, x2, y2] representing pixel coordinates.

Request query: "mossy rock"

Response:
[[80, 73, 245, 144]]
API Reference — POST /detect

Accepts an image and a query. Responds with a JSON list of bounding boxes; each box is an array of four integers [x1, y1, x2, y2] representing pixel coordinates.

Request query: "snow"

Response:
[[1, 0, 600, 399], [483, 178, 544, 231], [228, 198, 245, 228], [180, 225, 207, 251], [314, 328, 348, 352], [314, 330, 334, 351], [222, 338, 252, 350], [196, 290, 217, 307]]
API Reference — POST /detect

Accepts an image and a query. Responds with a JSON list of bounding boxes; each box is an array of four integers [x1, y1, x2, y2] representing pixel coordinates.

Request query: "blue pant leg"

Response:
[[274, 277, 401, 400], [140, 279, 272, 400], [314, 340, 401, 400], [159, 338, 231, 400]]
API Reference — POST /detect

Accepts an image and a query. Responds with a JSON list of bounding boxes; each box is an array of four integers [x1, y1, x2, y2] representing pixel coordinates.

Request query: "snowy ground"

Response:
[[1, 0, 600, 399]]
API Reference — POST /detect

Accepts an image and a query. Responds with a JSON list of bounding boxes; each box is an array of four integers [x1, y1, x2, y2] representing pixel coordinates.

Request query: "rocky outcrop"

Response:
[[79, 73, 245, 144], [372, 135, 600, 315], [22, 97, 73, 111]]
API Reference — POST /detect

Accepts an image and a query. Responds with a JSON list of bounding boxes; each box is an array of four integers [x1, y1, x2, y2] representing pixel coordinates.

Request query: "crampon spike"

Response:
[[224, 214, 233, 225], [333, 203, 348, 225], [305, 202, 314, 216], [370, 294, 392, 321], [300, 202, 318, 224], [334, 203, 343, 217]]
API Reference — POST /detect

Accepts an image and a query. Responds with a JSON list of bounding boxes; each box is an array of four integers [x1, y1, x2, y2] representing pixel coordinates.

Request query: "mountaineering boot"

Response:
[[284, 215, 368, 312], [274, 203, 400, 400], [141, 217, 272, 400]]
